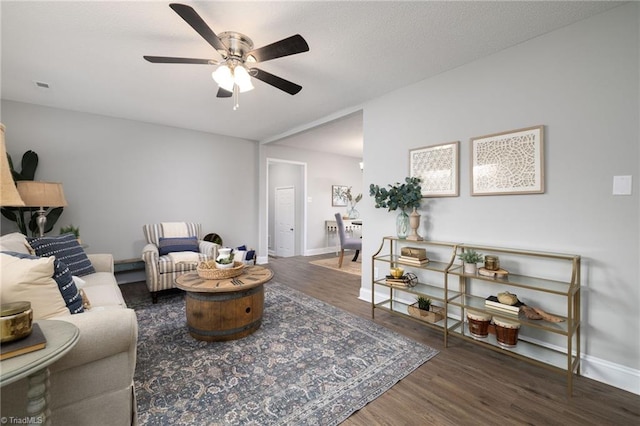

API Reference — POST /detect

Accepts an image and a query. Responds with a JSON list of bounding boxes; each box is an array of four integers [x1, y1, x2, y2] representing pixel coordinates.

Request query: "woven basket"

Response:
[[407, 303, 445, 323], [197, 261, 244, 280]]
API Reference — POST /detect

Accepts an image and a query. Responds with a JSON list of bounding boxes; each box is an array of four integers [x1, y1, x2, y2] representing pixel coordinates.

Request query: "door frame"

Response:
[[266, 158, 307, 257]]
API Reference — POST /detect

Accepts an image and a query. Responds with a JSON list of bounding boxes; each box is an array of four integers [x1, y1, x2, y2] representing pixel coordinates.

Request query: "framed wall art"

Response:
[[331, 185, 348, 206], [409, 141, 459, 197], [470, 125, 544, 196]]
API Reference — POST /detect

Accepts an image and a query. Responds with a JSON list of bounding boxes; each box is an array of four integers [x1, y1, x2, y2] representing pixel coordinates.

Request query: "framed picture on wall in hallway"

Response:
[[332, 185, 348, 206], [470, 125, 544, 196], [409, 141, 459, 197]]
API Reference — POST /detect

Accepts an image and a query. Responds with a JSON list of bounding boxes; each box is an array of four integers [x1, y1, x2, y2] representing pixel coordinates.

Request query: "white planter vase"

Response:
[[463, 263, 477, 274]]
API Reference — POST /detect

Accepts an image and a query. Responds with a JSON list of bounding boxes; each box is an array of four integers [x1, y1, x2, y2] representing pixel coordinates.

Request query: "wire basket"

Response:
[[197, 261, 244, 280]]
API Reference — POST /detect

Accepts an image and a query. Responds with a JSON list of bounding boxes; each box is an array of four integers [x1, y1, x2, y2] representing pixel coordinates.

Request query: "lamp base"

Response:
[[35, 208, 47, 237]]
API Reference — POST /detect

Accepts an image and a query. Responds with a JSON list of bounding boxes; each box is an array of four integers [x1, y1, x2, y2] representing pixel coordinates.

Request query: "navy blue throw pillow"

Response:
[[27, 233, 95, 277], [1, 251, 84, 314], [158, 236, 199, 256]]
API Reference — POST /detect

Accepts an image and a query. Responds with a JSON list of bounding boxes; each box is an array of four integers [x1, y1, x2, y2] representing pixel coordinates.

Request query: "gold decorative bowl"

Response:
[[1, 301, 33, 343], [390, 267, 404, 278]]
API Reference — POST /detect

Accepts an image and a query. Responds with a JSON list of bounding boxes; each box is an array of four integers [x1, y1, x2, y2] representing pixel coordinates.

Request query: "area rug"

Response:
[[133, 282, 438, 425], [309, 257, 361, 276]]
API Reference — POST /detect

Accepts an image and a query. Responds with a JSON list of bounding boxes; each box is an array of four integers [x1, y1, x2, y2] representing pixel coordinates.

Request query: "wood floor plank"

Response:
[[121, 253, 640, 425]]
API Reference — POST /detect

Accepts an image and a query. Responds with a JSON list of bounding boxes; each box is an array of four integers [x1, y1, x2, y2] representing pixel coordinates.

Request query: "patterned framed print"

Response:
[[410, 141, 459, 197], [332, 185, 348, 206], [471, 125, 544, 196]]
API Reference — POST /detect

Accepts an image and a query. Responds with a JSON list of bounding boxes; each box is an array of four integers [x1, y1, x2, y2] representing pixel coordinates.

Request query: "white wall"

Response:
[[1, 100, 259, 260], [360, 3, 639, 393], [265, 144, 363, 254]]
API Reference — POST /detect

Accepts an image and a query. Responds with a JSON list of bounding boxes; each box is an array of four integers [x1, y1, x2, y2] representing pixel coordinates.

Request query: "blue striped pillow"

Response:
[[158, 236, 199, 256], [27, 233, 95, 277], [2, 251, 84, 314]]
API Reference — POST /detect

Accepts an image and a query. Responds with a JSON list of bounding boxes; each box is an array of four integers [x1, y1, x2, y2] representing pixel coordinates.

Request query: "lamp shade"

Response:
[[0, 124, 25, 207], [17, 181, 68, 208]]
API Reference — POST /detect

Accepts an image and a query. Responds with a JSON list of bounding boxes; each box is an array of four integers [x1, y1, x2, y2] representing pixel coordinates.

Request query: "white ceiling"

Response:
[[1, 1, 623, 157]]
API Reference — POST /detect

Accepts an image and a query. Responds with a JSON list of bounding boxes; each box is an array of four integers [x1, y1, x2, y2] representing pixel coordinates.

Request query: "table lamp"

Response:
[[17, 181, 68, 237], [0, 124, 26, 207], [1, 124, 32, 342]]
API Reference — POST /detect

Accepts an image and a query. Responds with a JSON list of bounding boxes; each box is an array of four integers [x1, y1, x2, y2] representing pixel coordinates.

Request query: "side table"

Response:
[[1, 320, 80, 425]]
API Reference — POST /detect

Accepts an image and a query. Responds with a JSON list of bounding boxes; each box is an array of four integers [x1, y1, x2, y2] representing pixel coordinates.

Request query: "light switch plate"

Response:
[[613, 175, 632, 195]]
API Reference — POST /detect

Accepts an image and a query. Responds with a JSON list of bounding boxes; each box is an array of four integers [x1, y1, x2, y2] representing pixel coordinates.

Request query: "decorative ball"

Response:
[[405, 272, 418, 287]]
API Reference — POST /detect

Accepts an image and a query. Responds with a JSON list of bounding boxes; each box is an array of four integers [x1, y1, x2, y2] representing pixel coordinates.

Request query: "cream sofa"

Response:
[[0, 232, 138, 426]]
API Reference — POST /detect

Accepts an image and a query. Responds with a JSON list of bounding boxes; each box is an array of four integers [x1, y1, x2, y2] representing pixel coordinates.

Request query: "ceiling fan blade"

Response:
[[217, 87, 232, 98], [169, 3, 227, 54], [250, 68, 302, 95], [247, 34, 309, 63], [143, 56, 217, 65]]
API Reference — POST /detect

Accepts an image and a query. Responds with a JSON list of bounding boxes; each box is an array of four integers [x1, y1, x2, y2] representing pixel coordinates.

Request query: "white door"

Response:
[[275, 186, 295, 257]]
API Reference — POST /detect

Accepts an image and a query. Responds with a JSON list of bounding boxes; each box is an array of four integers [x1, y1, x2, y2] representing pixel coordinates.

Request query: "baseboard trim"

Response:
[[359, 286, 640, 395], [304, 247, 339, 256]]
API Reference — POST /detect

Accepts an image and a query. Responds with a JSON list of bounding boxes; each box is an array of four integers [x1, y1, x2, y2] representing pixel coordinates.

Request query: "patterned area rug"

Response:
[[133, 282, 438, 425], [309, 256, 361, 276]]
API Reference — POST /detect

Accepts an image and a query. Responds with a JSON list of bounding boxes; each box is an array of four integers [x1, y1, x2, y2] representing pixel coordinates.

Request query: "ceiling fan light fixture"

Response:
[[212, 65, 234, 91], [234, 65, 254, 93]]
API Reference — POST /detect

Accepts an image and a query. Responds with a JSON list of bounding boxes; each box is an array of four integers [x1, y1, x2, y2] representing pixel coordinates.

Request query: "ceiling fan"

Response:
[[144, 3, 309, 109]]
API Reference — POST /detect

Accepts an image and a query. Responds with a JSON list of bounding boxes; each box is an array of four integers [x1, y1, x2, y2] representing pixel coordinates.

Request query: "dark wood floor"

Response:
[[121, 254, 640, 426]]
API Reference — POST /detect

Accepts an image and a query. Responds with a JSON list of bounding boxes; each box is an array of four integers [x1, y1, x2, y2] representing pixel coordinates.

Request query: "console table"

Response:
[[325, 218, 362, 250]]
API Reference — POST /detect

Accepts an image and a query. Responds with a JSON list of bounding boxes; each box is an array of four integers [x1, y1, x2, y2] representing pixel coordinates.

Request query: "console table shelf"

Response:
[[371, 237, 581, 396]]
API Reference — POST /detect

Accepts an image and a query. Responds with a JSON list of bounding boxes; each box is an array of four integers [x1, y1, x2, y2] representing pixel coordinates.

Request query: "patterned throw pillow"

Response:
[[27, 233, 95, 277], [158, 236, 199, 256], [1, 251, 84, 315]]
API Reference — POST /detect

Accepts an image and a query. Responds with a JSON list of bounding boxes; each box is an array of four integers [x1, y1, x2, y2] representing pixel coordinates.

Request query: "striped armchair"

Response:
[[141, 222, 219, 303]]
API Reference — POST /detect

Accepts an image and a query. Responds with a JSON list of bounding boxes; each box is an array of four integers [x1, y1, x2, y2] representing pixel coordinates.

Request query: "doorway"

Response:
[[267, 159, 306, 257]]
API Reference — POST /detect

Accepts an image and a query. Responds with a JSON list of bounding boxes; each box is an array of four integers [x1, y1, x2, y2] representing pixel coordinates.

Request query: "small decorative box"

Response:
[[1, 301, 33, 343]]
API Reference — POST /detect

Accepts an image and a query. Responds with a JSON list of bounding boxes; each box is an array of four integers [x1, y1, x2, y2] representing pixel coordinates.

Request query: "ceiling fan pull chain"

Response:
[[233, 84, 240, 110]]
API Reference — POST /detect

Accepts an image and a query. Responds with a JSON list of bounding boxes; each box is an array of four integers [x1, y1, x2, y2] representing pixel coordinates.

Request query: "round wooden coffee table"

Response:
[[175, 265, 273, 342]]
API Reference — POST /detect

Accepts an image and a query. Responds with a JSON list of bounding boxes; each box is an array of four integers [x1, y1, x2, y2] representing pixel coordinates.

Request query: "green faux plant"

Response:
[[369, 177, 422, 212], [216, 255, 234, 265], [0, 150, 65, 236], [416, 295, 431, 311], [457, 249, 484, 264], [345, 187, 362, 206], [60, 224, 80, 238]]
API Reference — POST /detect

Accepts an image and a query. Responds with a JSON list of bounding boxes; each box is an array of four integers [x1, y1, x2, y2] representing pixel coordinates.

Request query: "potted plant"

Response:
[[407, 295, 444, 323], [458, 249, 484, 274], [60, 224, 80, 243], [369, 177, 422, 239], [216, 247, 235, 269], [345, 187, 362, 219]]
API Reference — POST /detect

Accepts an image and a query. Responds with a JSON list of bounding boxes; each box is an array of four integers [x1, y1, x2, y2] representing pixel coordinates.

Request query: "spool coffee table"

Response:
[[175, 265, 273, 342]]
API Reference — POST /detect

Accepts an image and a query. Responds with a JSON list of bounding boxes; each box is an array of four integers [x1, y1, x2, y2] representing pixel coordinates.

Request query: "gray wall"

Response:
[[360, 3, 639, 392], [1, 100, 259, 260]]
